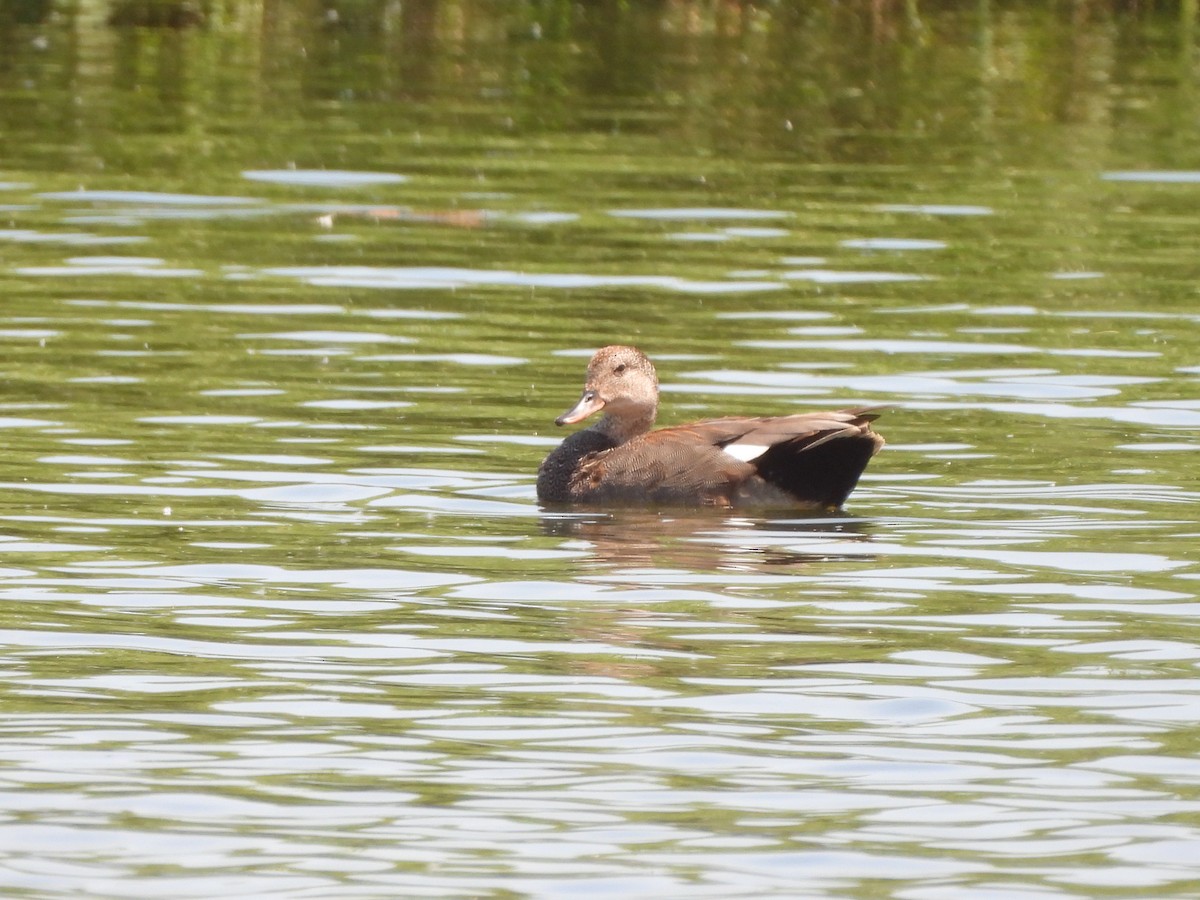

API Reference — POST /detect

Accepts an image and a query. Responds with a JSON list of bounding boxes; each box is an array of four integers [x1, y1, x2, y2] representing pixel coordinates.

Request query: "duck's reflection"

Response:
[[540, 508, 876, 571]]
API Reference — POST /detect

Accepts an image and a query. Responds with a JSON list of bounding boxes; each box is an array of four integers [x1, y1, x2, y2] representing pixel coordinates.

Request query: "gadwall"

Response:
[[536, 345, 884, 508]]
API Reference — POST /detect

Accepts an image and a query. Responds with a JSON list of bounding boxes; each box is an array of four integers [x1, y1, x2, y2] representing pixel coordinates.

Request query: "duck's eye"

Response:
[[614, 363, 628, 375]]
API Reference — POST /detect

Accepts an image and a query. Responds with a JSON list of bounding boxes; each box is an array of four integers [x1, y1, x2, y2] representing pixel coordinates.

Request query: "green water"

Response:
[[0, 2, 1198, 897]]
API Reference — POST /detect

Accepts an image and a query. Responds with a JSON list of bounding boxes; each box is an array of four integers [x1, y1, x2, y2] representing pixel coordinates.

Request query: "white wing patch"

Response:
[[721, 443, 768, 463]]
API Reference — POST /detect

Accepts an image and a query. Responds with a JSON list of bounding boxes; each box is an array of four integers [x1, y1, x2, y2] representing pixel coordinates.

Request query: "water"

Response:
[[1, 2, 1199, 897]]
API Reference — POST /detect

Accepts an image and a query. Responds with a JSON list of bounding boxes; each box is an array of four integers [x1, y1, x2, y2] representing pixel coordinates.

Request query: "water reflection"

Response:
[[540, 510, 878, 572]]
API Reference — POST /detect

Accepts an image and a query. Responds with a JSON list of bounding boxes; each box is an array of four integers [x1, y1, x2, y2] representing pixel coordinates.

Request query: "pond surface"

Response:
[[1, 2, 1199, 897]]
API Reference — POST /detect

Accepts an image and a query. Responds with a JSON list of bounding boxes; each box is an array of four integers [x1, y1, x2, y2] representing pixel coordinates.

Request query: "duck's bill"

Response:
[[555, 390, 605, 425]]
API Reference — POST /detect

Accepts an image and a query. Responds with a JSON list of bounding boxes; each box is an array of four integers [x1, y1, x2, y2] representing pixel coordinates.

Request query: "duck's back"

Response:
[[537, 409, 883, 509]]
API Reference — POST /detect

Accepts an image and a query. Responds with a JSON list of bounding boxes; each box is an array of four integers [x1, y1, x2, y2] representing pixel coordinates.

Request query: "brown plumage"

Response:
[[536, 345, 885, 508]]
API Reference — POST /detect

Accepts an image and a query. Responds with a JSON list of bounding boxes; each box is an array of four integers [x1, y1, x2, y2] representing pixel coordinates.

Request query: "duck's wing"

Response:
[[566, 408, 885, 508], [685, 407, 885, 463]]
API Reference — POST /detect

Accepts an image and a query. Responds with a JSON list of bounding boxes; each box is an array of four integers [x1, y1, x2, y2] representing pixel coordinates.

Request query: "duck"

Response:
[[536, 345, 884, 509]]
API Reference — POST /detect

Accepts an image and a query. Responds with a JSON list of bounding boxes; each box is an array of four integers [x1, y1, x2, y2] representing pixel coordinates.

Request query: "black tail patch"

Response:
[[754, 433, 880, 508]]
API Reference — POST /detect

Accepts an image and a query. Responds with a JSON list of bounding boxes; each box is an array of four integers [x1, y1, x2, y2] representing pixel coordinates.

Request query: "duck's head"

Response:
[[555, 345, 659, 434]]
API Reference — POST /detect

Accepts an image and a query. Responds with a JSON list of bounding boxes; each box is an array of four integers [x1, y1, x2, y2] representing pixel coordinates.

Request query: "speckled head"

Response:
[[555, 345, 659, 437]]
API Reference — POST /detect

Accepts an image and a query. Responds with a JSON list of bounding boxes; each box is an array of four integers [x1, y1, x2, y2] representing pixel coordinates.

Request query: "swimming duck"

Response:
[[536, 345, 884, 508]]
